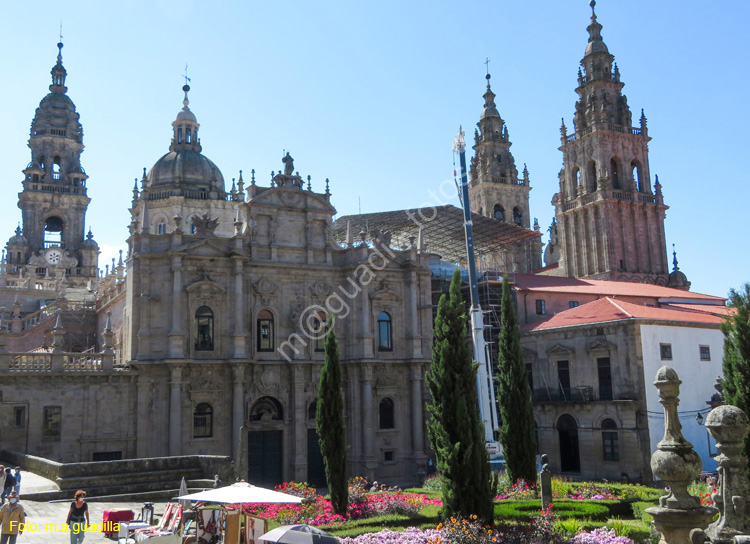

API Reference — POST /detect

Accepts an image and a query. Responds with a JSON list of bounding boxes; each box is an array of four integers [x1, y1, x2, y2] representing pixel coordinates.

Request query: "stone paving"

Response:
[[5, 469, 171, 544]]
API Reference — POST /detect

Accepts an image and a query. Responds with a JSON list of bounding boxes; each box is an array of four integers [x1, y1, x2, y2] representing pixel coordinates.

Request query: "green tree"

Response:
[[316, 316, 348, 515], [496, 275, 538, 484], [426, 268, 496, 525], [721, 283, 750, 468]]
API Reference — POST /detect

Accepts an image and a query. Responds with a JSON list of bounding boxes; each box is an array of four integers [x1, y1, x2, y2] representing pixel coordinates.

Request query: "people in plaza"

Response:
[[0, 471, 16, 505], [0, 491, 25, 544], [11, 471, 19, 496], [66, 490, 90, 544], [213, 474, 221, 489], [369, 480, 379, 492], [0, 467, 5, 491]]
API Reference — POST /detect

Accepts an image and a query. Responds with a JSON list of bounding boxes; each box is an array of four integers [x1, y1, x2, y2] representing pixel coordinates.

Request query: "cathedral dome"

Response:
[[146, 84, 225, 193], [148, 149, 224, 190], [6, 227, 28, 248], [38, 91, 76, 113], [81, 229, 99, 250], [585, 40, 609, 57]]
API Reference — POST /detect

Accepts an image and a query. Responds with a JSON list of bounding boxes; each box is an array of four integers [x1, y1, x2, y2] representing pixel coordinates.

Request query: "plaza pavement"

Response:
[[8, 470, 171, 544]]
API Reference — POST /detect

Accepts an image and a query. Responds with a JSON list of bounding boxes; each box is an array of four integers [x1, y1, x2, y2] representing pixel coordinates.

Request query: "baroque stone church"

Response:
[[0, 2, 688, 485]]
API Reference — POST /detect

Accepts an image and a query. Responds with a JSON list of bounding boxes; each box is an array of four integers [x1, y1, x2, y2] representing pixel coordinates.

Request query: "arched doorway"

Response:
[[248, 397, 284, 487], [557, 414, 580, 473]]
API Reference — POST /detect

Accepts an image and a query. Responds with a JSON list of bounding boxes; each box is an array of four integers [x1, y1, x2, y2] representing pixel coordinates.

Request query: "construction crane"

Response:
[[452, 126, 501, 457]]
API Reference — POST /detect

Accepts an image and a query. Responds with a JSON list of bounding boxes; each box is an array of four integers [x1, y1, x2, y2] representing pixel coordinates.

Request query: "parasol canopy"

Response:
[[177, 482, 302, 504]]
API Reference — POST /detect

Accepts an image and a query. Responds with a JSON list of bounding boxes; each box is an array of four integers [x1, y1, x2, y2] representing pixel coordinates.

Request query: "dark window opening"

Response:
[[193, 403, 213, 438], [186, 128, 192, 143], [569, 301, 579, 308], [314, 313, 327, 352], [44, 216, 64, 247], [249, 396, 283, 422], [93, 451, 122, 462], [660, 343, 673, 360], [177, 128, 183, 144], [377, 311, 392, 351], [379, 398, 395, 429], [597, 357, 613, 400], [257, 310, 274, 352], [700, 345, 711, 361], [610, 159, 620, 190], [14, 406, 26, 429], [631, 161, 643, 192], [557, 360, 570, 399], [535, 299, 546, 315], [525, 362, 534, 391], [602, 418, 619, 461], [308, 399, 317, 420], [43, 406, 62, 441], [195, 306, 214, 351], [588, 161, 597, 192], [513, 207, 522, 226], [384, 451, 394, 462]]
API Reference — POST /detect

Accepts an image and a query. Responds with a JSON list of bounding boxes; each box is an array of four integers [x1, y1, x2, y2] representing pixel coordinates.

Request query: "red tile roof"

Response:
[[507, 273, 726, 303], [521, 297, 725, 332], [661, 303, 735, 317]]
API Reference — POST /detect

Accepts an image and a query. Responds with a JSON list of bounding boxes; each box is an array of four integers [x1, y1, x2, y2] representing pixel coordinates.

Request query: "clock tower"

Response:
[[5, 43, 99, 283]]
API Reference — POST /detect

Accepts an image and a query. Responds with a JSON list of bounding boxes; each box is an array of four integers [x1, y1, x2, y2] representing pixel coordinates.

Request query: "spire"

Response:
[[50, 41, 68, 92], [170, 83, 201, 152], [584, 0, 609, 57], [481, 73, 500, 119], [672, 244, 679, 271]]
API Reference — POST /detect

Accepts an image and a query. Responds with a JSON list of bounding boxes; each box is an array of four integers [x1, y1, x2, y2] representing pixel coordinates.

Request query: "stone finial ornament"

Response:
[[705, 405, 750, 543], [646, 366, 717, 544]]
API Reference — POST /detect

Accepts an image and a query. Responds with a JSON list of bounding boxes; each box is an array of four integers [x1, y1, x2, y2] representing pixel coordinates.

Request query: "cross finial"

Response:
[[183, 63, 191, 87], [59, 22, 63, 44], [484, 57, 490, 76]]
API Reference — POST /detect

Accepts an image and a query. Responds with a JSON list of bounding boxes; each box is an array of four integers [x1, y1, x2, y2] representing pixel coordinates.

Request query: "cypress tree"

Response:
[[721, 283, 750, 470], [496, 275, 537, 484], [426, 268, 496, 525], [316, 316, 348, 515]]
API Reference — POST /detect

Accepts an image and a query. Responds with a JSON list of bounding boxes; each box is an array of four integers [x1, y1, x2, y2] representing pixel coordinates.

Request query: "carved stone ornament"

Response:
[[192, 213, 219, 236], [311, 280, 331, 297], [254, 278, 277, 296], [259, 367, 280, 395]]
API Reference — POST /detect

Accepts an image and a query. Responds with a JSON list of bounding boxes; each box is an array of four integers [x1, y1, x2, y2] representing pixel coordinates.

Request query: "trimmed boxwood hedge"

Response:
[[495, 500, 610, 521]]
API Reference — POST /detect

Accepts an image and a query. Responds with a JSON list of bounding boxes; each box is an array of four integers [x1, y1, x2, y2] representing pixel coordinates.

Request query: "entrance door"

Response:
[[307, 429, 327, 487], [248, 430, 283, 487], [557, 414, 580, 473]]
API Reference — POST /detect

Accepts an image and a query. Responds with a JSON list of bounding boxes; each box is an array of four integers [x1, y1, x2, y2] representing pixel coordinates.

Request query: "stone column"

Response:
[[168, 363, 184, 456], [101, 311, 115, 370], [232, 258, 246, 358], [409, 271, 422, 358], [361, 364, 375, 479], [232, 364, 246, 460], [705, 405, 750, 543], [136, 263, 151, 360], [410, 365, 424, 456], [361, 287, 373, 358], [292, 364, 308, 481], [136, 375, 152, 457], [646, 366, 717, 544], [168, 256, 184, 358]]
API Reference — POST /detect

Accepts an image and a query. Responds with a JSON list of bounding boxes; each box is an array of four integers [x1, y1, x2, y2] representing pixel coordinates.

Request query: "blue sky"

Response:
[[1, 1, 747, 298]]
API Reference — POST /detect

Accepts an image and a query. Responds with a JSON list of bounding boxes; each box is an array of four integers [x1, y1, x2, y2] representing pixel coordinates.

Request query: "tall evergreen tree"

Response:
[[426, 268, 496, 525], [496, 275, 537, 484], [316, 316, 348, 515], [721, 283, 750, 469]]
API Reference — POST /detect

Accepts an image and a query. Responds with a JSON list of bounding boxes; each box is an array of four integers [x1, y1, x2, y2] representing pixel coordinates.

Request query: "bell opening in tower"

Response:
[[43, 216, 63, 248]]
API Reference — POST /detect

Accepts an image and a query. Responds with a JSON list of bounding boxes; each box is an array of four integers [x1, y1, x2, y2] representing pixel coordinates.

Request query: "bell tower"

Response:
[[6, 42, 99, 281], [553, 1, 672, 285], [468, 73, 531, 229]]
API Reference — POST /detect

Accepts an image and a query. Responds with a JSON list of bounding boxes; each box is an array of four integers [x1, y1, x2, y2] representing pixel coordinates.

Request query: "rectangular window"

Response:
[[383, 451, 395, 463], [602, 432, 619, 461], [597, 357, 613, 400], [258, 318, 274, 352], [525, 362, 534, 392], [93, 451, 122, 462], [700, 345, 711, 361], [43, 406, 62, 441], [535, 299, 546, 315], [14, 406, 26, 429], [569, 301, 579, 308], [660, 343, 673, 360], [557, 360, 570, 399]]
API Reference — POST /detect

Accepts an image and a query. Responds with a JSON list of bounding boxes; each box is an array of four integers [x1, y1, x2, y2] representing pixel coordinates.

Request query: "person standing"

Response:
[[0, 491, 25, 544], [66, 490, 89, 544], [11, 471, 19, 497], [0, 471, 15, 506]]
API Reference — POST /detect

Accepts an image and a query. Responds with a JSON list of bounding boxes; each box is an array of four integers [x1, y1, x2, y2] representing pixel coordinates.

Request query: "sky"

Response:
[[1, 0, 748, 299]]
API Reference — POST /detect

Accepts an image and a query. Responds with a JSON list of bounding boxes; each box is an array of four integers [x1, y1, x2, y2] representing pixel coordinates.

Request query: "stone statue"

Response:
[[282, 152, 294, 176], [246, 216, 258, 242], [268, 217, 277, 244], [305, 222, 313, 246]]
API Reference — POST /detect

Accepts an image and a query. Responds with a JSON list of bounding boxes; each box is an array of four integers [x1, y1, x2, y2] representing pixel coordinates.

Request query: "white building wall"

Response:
[[640, 323, 724, 473]]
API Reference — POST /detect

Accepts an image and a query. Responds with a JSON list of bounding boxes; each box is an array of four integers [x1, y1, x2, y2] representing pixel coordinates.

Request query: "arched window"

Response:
[[186, 128, 192, 144], [601, 418, 619, 461], [493, 204, 505, 222], [377, 312, 392, 352], [379, 398, 395, 429], [177, 128, 183, 144], [588, 161, 597, 192], [156, 221, 167, 235], [308, 399, 317, 420], [43, 216, 63, 247], [195, 306, 214, 351], [52, 156, 62, 179], [631, 161, 643, 192], [573, 168, 581, 197], [513, 207, 522, 226], [257, 310, 274, 352], [193, 403, 213, 438], [249, 396, 283, 422], [610, 159, 620, 190]]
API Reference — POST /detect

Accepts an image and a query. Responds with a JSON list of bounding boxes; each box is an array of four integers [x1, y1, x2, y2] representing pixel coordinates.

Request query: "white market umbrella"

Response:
[[178, 477, 190, 509], [260, 525, 339, 544], [177, 482, 303, 504]]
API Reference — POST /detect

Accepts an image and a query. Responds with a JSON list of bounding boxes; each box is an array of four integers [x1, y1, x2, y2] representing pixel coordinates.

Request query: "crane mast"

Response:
[[452, 127, 500, 452]]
